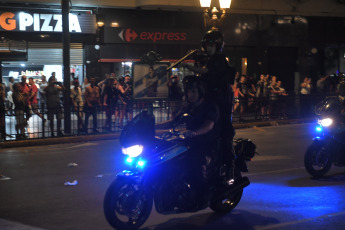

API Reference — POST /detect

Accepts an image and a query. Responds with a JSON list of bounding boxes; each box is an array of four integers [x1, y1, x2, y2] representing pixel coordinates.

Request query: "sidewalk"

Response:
[[0, 118, 314, 149]]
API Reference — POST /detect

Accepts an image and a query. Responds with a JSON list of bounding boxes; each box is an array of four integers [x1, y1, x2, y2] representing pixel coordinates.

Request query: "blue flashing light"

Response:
[[137, 160, 145, 168], [126, 157, 133, 164], [316, 126, 322, 132]]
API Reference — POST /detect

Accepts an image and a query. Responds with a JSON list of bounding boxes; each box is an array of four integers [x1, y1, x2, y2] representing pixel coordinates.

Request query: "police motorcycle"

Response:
[[103, 109, 256, 230], [304, 96, 345, 178]]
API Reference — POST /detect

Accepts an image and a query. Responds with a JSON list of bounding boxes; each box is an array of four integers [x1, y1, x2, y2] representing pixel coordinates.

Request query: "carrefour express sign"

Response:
[[0, 11, 96, 33]]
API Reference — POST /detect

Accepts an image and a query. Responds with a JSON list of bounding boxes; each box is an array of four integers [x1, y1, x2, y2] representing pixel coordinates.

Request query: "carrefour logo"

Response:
[[118, 28, 187, 43]]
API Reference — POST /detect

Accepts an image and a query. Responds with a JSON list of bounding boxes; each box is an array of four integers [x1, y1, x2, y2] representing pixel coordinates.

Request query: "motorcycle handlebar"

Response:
[[162, 130, 186, 140]]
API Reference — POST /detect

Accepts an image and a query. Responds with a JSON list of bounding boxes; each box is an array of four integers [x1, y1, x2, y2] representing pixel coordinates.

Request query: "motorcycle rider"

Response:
[[156, 75, 219, 207], [179, 30, 236, 185], [157, 75, 219, 156]]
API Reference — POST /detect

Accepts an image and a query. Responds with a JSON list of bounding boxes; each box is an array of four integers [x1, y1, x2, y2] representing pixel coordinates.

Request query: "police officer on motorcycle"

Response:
[[157, 75, 219, 159], [156, 75, 219, 207], [179, 30, 236, 185]]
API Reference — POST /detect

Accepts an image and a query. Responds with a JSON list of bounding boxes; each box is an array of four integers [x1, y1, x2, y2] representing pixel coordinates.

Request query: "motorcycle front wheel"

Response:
[[103, 178, 153, 230], [304, 141, 333, 178], [209, 169, 243, 213]]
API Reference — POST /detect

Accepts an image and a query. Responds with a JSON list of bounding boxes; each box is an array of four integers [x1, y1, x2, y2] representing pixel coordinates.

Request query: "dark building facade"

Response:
[[92, 8, 345, 92], [1, 5, 344, 92]]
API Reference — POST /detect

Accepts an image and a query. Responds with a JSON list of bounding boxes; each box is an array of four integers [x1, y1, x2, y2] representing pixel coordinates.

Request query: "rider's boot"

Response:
[[225, 163, 235, 186]]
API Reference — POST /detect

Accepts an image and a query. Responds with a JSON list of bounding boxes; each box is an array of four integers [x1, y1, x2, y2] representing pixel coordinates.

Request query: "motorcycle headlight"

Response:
[[122, 145, 143, 158], [318, 118, 333, 127]]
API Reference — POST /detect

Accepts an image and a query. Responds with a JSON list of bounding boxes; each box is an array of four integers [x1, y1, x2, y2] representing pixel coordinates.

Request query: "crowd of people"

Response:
[[231, 72, 345, 121], [1, 68, 345, 140], [232, 73, 289, 122], [0, 72, 134, 140]]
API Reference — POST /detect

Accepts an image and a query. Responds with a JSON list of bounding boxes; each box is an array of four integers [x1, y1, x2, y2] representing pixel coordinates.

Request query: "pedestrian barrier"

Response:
[[0, 93, 329, 142]]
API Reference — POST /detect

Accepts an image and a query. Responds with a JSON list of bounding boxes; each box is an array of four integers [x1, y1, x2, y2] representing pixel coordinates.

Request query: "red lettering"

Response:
[[180, 33, 186, 40], [147, 32, 154, 41], [137, 31, 187, 43], [167, 32, 174, 40], [162, 32, 168, 40], [153, 32, 161, 42], [140, 32, 147, 40]]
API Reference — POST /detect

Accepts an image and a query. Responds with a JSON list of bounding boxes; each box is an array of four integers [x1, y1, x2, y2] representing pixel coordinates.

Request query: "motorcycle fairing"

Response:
[[150, 143, 189, 166]]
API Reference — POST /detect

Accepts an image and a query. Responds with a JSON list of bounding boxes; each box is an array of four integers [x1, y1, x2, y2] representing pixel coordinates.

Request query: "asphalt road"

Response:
[[1, 123, 345, 230]]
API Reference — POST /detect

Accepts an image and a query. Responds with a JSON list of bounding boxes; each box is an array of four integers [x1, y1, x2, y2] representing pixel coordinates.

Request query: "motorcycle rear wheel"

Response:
[[304, 142, 332, 178], [209, 170, 243, 213], [103, 179, 153, 230]]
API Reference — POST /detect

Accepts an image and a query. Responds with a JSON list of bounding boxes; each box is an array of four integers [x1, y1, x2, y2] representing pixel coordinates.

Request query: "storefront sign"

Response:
[[0, 11, 96, 33], [105, 27, 202, 44]]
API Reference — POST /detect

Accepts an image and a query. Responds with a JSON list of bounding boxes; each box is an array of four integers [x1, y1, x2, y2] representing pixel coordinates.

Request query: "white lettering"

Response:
[[40, 14, 53, 32], [17, 12, 82, 33], [69, 14, 81, 32], [53, 14, 62, 32], [33, 13, 40, 31], [19, 12, 33, 31]]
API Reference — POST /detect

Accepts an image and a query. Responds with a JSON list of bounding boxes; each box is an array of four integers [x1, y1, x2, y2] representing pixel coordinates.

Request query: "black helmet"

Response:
[[183, 75, 206, 98], [201, 30, 224, 54]]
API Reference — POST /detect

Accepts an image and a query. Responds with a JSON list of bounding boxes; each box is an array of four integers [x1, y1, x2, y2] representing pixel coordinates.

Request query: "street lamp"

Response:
[[200, 0, 232, 30]]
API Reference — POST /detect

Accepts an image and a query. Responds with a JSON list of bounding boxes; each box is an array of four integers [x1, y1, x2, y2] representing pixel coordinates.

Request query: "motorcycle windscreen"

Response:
[[120, 111, 155, 148]]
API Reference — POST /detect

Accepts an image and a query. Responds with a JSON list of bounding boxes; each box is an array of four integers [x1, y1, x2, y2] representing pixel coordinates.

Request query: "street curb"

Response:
[[0, 118, 314, 149], [232, 118, 314, 129], [0, 133, 120, 148]]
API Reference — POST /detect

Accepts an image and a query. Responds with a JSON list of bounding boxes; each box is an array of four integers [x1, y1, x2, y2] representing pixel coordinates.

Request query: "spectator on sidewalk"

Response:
[[20, 75, 31, 123], [28, 77, 46, 125], [0, 83, 5, 141], [12, 83, 29, 139], [81, 77, 90, 95], [84, 77, 101, 134], [70, 79, 84, 132], [38, 75, 48, 107], [44, 76, 65, 137], [246, 75, 256, 110], [116, 76, 131, 129], [300, 77, 312, 117], [123, 75, 134, 123], [277, 80, 289, 119], [232, 81, 240, 113], [6, 77, 15, 115], [256, 74, 270, 120], [269, 80, 281, 119], [8, 77, 14, 92], [237, 75, 248, 123], [102, 77, 117, 132]]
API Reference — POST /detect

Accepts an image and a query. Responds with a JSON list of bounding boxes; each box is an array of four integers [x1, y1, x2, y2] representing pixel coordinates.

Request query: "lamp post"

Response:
[[200, 0, 232, 30]]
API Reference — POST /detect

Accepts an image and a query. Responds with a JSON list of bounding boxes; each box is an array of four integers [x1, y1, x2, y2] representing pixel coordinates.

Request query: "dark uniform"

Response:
[[201, 37, 236, 180]]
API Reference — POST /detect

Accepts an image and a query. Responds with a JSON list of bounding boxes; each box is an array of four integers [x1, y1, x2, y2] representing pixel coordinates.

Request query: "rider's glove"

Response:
[[183, 130, 197, 138]]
